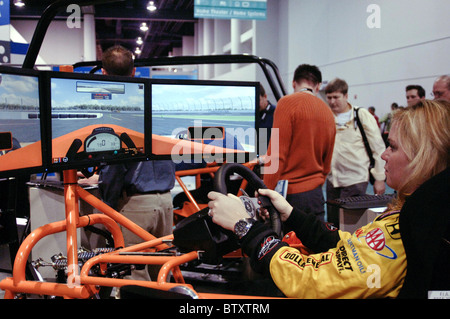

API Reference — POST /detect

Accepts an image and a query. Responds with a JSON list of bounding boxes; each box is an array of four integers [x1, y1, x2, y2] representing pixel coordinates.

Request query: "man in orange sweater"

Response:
[[263, 64, 336, 221]]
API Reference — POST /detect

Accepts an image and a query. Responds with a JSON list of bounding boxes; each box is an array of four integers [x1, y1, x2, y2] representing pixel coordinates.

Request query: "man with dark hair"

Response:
[[405, 84, 425, 107], [101, 45, 135, 77], [325, 78, 386, 227], [98, 45, 176, 285], [292, 64, 322, 85], [263, 64, 335, 222]]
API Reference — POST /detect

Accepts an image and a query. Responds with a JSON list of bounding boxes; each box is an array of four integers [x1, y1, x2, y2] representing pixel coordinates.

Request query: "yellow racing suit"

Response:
[[240, 209, 407, 299]]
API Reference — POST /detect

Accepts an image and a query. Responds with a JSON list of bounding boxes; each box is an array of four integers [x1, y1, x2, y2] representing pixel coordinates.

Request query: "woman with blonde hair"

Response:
[[385, 99, 449, 210], [389, 99, 450, 298], [207, 99, 450, 298]]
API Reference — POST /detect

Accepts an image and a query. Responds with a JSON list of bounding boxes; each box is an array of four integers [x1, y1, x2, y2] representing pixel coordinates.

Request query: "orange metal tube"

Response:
[[0, 277, 92, 299], [80, 275, 195, 292], [175, 175, 200, 211], [2, 232, 171, 298], [175, 165, 221, 177], [3, 277, 89, 298], [13, 221, 67, 284], [83, 254, 177, 267], [170, 263, 186, 284], [10, 214, 122, 285], [63, 170, 80, 284], [173, 161, 257, 217], [86, 214, 125, 248], [118, 234, 173, 253], [3, 161, 261, 299], [80, 235, 173, 277], [157, 251, 199, 283]]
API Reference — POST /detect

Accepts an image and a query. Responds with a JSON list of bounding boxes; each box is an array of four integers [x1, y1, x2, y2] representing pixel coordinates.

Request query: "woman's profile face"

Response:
[[381, 123, 411, 191]]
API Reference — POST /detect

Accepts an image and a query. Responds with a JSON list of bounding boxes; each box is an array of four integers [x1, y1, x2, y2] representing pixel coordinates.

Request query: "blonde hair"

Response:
[[388, 99, 450, 210]]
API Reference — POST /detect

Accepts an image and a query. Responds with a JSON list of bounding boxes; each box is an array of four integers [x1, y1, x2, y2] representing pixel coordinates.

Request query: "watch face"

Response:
[[235, 220, 247, 235], [234, 218, 255, 238]]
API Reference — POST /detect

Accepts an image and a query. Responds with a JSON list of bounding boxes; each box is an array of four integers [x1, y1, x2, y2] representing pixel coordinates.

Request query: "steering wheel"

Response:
[[213, 163, 282, 236], [173, 163, 282, 264]]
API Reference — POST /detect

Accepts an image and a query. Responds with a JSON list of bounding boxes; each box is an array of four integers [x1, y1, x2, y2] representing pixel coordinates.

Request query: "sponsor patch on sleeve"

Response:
[[258, 236, 281, 260], [279, 250, 333, 271]]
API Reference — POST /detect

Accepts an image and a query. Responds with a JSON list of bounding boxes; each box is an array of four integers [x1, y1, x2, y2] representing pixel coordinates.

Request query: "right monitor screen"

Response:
[[151, 79, 259, 163]]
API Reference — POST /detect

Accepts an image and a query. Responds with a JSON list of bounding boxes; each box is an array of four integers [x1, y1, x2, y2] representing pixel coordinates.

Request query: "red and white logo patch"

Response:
[[365, 228, 385, 251]]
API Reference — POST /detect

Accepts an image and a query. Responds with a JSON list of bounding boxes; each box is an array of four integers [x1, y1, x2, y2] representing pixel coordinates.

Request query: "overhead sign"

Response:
[[194, 0, 267, 20]]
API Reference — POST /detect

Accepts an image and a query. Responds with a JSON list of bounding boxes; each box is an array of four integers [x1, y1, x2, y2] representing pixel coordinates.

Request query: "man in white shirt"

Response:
[[325, 78, 386, 226]]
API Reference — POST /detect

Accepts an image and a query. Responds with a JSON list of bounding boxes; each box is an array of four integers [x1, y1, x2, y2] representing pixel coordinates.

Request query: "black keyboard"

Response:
[[327, 194, 395, 210]]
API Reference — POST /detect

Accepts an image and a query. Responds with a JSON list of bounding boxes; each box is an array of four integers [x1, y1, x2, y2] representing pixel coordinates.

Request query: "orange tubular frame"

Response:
[[0, 161, 268, 299], [0, 169, 181, 299]]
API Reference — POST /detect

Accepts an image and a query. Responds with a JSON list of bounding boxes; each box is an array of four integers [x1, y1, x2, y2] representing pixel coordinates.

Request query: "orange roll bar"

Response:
[[0, 277, 93, 299], [10, 213, 124, 285], [175, 175, 201, 212], [157, 251, 199, 284], [1, 160, 261, 299], [63, 170, 80, 285], [80, 276, 195, 293]]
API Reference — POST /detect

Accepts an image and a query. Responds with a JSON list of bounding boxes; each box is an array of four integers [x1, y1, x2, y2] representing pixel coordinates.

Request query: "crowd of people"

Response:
[[85, 45, 449, 299], [209, 66, 449, 298], [258, 70, 449, 230]]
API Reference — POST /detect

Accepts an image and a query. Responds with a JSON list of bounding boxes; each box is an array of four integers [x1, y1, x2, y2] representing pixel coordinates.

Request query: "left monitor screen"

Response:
[[49, 74, 148, 170], [0, 69, 43, 177]]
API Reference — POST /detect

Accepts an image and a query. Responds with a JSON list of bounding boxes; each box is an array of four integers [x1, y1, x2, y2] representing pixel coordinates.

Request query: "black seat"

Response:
[[398, 167, 450, 298]]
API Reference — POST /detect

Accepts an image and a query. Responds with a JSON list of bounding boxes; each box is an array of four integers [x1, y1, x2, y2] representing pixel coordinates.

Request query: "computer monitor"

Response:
[[44, 71, 150, 172], [150, 79, 259, 164], [0, 66, 45, 178]]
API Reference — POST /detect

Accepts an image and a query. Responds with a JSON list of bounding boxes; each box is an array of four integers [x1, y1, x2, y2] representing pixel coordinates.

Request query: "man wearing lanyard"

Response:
[[325, 78, 386, 227], [263, 64, 336, 222]]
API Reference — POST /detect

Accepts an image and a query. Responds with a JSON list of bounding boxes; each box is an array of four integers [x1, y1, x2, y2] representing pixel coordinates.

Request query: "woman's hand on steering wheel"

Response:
[[256, 188, 293, 222], [207, 191, 250, 232], [207, 188, 294, 232]]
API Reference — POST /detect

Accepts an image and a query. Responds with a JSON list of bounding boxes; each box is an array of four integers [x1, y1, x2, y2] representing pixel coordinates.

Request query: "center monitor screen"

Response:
[[47, 72, 150, 171], [150, 79, 259, 164]]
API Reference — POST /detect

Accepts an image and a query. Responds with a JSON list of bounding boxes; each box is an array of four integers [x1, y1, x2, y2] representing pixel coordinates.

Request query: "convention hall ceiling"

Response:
[[10, 0, 196, 59]]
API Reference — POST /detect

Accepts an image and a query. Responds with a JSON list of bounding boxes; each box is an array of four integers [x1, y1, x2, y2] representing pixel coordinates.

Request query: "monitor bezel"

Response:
[[149, 78, 260, 164], [42, 70, 152, 172], [0, 65, 47, 179]]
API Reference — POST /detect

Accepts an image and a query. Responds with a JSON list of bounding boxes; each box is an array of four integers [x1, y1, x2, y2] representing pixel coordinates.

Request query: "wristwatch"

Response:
[[234, 218, 256, 239]]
